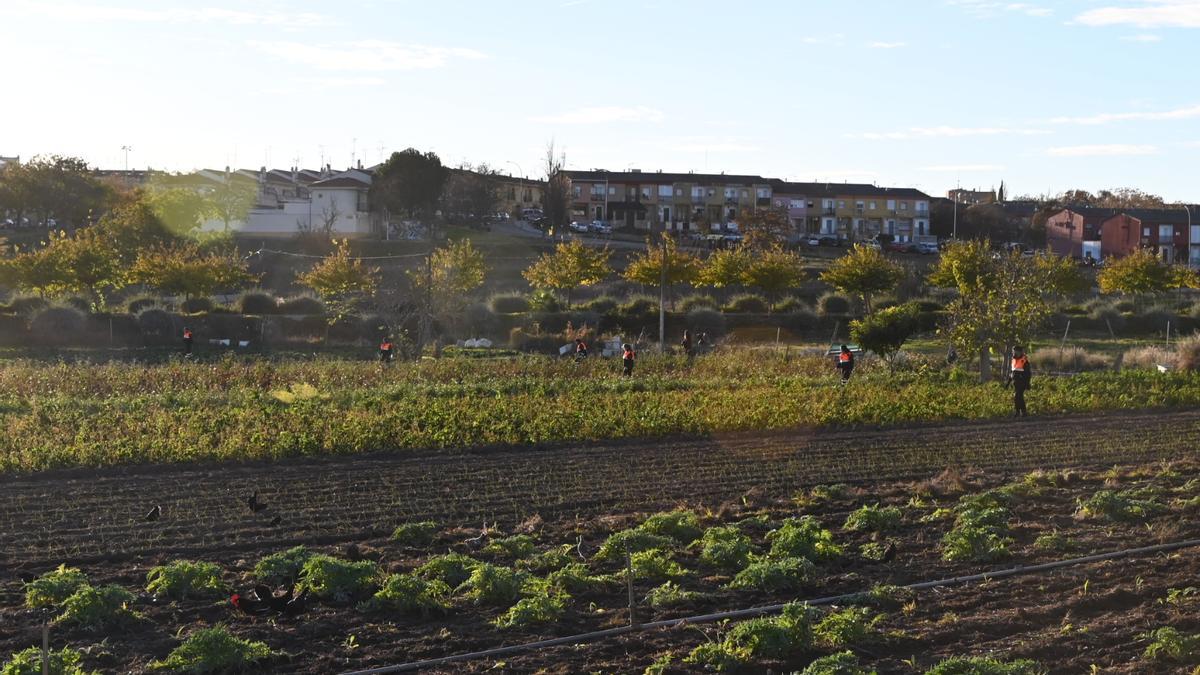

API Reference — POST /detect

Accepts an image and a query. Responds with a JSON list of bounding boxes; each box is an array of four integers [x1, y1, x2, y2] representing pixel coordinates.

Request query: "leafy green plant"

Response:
[[859, 541, 891, 562], [849, 583, 914, 610], [924, 656, 1046, 674], [145, 560, 226, 601], [727, 556, 814, 592], [482, 535, 536, 560], [767, 517, 842, 561], [1032, 531, 1075, 552], [796, 483, 851, 506], [545, 563, 610, 595], [814, 607, 880, 648], [253, 546, 314, 586], [456, 563, 526, 605], [521, 544, 576, 573], [1077, 489, 1166, 522], [697, 526, 753, 570], [626, 550, 686, 582], [1142, 626, 1200, 663], [416, 553, 481, 588], [644, 581, 703, 609], [57, 584, 137, 628], [1, 647, 95, 675], [684, 601, 814, 670], [24, 565, 89, 609], [941, 524, 1012, 563], [359, 574, 450, 616], [389, 521, 439, 546], [594, 529, 676, 563], [1161, 587, 1199, 606], [644, 651, 676, 675], [492, 589, 567, 628], [639, 511, 704, 545], [299, 554, 379, 602], [844, 504, 902, 532], [150, 625, 273, 673], [683, 641, 744, 672], [800, 651, 876, 674]]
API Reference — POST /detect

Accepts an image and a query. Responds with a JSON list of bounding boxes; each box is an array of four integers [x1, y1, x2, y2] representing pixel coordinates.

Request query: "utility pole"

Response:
[[120, 145, 132, 184], [658, 228, 667, 352], [952, 178, 960, 240]]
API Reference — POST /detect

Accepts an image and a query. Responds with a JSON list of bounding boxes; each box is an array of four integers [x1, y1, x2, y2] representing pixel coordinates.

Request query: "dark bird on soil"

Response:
[[144, 505, 162, 522], [230, 592, 270, 616], [247, 490, 267, 513], [880, 541, 897, 563], [282, 588, 310, 617], [253, 584, 293, 613], [268, 515, 282, 526]]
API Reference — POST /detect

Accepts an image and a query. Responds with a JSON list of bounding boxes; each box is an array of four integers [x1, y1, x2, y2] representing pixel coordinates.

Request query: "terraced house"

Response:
[[560, 170, 932, 241]]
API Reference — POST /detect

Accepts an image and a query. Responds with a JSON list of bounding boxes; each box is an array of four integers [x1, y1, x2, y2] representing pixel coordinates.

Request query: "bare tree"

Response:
[[542, 140, 569, 230]]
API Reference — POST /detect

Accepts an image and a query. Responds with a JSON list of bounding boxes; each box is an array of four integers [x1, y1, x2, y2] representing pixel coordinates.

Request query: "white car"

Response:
[[589, 221, 612, 234], [568, 221, 590, 233], [805, 235, 821, 246], [916, 242, 939, 255]]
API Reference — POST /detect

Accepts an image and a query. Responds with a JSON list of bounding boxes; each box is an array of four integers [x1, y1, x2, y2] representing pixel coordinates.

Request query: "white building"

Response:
[[199, 168, 375, 237]]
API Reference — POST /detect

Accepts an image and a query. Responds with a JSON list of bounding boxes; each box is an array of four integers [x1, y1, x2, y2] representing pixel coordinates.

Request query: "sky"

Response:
[[2, 0, 1199, 200]]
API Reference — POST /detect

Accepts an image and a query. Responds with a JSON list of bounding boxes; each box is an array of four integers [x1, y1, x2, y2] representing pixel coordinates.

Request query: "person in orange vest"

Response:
[[621, 343, 636, 377], [379, 336, 394, 363], [1007, 345, 1032, 417], [574, 338, 588, 362], [836, 344, 854, 384], [680, 330, 693, 358], [182, 327, 194, 357]]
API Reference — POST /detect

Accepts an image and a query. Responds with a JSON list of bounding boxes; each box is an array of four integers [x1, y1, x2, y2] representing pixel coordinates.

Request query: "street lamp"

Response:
[[505, 160, 525, 179], [120, 145, 132, 179]]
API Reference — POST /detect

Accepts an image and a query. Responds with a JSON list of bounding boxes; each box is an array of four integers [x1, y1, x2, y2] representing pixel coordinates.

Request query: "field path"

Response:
[[3, 408, 1199, 570]]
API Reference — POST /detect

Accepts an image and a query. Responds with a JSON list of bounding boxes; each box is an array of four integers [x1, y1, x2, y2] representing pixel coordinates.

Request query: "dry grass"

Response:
[[1123, 346, 1176, 371], [1033, 348, 1110, 372]]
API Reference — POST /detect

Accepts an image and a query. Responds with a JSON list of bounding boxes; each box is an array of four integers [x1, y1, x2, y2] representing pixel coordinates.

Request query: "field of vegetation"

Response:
[[5, 349, 1200, 473]]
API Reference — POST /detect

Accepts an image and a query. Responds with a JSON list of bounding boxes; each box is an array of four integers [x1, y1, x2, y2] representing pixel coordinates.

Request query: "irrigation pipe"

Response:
[[342, 537, 1200, 674]]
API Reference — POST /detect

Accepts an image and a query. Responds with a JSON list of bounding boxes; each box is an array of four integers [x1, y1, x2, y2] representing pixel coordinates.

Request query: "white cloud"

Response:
[[947, 1, 1053, 18], [1050, 103, 1200, 124], [249, 40, 486, 72], [799, 33, 846, 45], [852, 125, 1050, 140], [1, 1, 330, 27], [531, 106, 665, 125], [869, 41, 907, 48], [1075, 1, 1200, 28], [1046, 144, 1158, 156], [1120, 33, 1164, 41], [919, 164, 1006, 172]]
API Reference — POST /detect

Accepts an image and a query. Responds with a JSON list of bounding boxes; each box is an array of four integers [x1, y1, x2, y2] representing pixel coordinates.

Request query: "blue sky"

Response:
[[2, 0, 1199, 200]]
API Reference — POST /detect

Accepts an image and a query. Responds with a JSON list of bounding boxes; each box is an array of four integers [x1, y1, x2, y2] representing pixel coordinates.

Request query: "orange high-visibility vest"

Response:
[[183, 330, 192, 339], [839, 352, 852, 363], [381, 341, 392, 351], [623, 349, 635, 360], [1012, 356, 1028, 372]]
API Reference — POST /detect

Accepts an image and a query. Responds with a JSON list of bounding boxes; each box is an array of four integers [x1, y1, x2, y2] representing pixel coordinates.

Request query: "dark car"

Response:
[[818, 235, 839, 247]]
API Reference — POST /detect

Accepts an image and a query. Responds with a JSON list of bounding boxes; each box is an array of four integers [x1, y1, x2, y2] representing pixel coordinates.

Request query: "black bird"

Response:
[[144, 505, 162, 522], [230, 592, 269, 616], [247, 491, 267, 513], [253, 584, 293, 613], [282, 588, 309, 616], [268, 515, 282, 526], [880, 541, 897, 563]]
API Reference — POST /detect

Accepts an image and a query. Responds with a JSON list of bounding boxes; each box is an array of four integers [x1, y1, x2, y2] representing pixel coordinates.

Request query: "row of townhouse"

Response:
[[1045, 206, 1200, 265], [561, 170, 933, 242]]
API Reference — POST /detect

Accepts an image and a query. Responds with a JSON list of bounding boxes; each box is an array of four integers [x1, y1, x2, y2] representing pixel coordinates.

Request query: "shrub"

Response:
[[1124, 346, 1176, 371], [727, 556, 814, 592], [29, 306, 85, 344], [9, 295, 49, 316], [278, 295, 325, 316], [136, 307, 177, 341], [780, 307, 820, 333], [24, 565, 89, 609], [679, 294, 719, 312], [1177, 334, 1200, 372], [640, 511, 703, 544], [417, 553, 481, 588], [767, 517, 842, 561], [581, 295, 619, 314], [1, 647, 94, 675], [462, 303, 497, 335], [180, 297, 214, 314], [145, 560, 227, 601], [390, 521, 439, 546], [594, 529, 675, 563], [254, 546, 314, 586], [489, 293, 531, 314], [626, 549, 686, 582], [124, 295, 160, 314], [299, 554, 379, 602], [818, 292, 853, 317], [686, 307, 727, 339], [544, 563, 610, 595], [58, 296, 91, 313], [924, 656, 1046, 674], [1088, 306, 1126, 332], [521, 544, 576, 574], [814, 607, 879, 648], [1077, 489, 1165, 522], [150, 625, 273, 673], [644, 581, 703, 609], [482, 535, 537, 560], [457, 563, 526, 605], [697, 526, 753, 570], [913, 297, 944, 312], [1031, 348, 1109, 372], [844, 504, 903, 532], [613, 296, 659, 329], [941, 524, 1011, 563], [1142, 626, 1200, 662], [493, 590, 567, 628], [237, 290, 278, 315], [773, 296, 809, 313], [799, 650, 874, 674], [359, 574, 450, 615], [724, 293, 770, 313], [57, 584, 137, 628], [528, 289, 561, 312], [1114, 299, 1137, 313], [685, 601, 814, 669]]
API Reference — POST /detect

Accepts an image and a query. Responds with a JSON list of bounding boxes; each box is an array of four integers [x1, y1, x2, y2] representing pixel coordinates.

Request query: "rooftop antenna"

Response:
[[351, 137, 357, 169], [318, 145, 326, 170]]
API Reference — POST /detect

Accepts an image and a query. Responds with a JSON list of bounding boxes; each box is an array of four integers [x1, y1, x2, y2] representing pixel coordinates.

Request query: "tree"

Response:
[[698, 244, 753, 291], [1097, 248, 1190, 295], [9, 155, 110, 227], [929, 241, 1079, 381], [411, 238, 488, 315], [738, 207, 791, 249], [743, 245, 805, 311], [0, 228, 124, 306], [130, 243, 256, 299], [623, 236, 701, 292], [442, 165, 500, 223], [997, 181, 1006, 203], [94, 200, 179, 264], [522, 239, 611, 307], [145, 183, 210, 234], [851, 302, 921, 367], [542, 141, 569, 230], [820, 244, 905, 314], [295, 239, 380, 322], [371, 148, 449, 224], [209, 177, 257, 232]]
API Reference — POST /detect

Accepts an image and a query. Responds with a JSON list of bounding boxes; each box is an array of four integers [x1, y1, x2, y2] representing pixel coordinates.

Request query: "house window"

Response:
[[675, 188, 683, 196], [609, 186, 616, 195], [837, 200, 845, 208], [756, 188, 770, 198], [822, 199, 834, 209], [887, 200, 895, 210], [899, 202, 908, 211], [725, 188, 737, 199], [658, 185, 672, 197], [741, 189, 749, 199], [642, 187, 652, 199], [869, 201, 876, 210], [692, 187, 705, 198], [572, 186, 581, 198], [1160, 225, 1174, 240], [1143, 227, 1152, 237], [707, 188, 715, 197]]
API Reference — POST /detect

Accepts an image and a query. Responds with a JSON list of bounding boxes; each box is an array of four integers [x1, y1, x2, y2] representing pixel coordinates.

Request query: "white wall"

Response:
[[200, 188, 372, 237]]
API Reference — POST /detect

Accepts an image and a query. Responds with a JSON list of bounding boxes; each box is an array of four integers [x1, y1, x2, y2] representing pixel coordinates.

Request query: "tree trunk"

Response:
[[979, 346, 991, 383]]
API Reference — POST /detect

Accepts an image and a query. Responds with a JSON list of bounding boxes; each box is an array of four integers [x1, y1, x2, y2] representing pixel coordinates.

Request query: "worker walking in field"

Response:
[[182, 327, 194, 358], [574, 338, 589, 362], [379, 336, 395, 363], [622, 343, 636, 377], [1007, 346, 1032, 417], [681, 330, 694, 360], [836, 344, 854, 385]]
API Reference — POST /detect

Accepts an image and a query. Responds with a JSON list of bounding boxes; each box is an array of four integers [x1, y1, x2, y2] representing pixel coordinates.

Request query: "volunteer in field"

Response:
[[836, 344, 854, 385], [379, 336, 395, 363], [1006, 346, 1032, 417], [182, 327, 193, 357], [621, 343, 636, 377]]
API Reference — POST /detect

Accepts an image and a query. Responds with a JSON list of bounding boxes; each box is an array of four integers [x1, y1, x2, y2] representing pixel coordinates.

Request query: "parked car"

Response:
[[916, 241, 939, 255], [568, 221, 590, 233], [886, 241, 916, 254], [862, 240, 882, 251], [804, 235, 822, 247], [818, 235, 839, 247], [589, 220, 612, 235]]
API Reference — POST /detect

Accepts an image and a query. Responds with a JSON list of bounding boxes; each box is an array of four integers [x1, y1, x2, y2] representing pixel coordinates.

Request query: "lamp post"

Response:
[[120, 145, 132, 183], [1181, 203, 1193, 267]]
